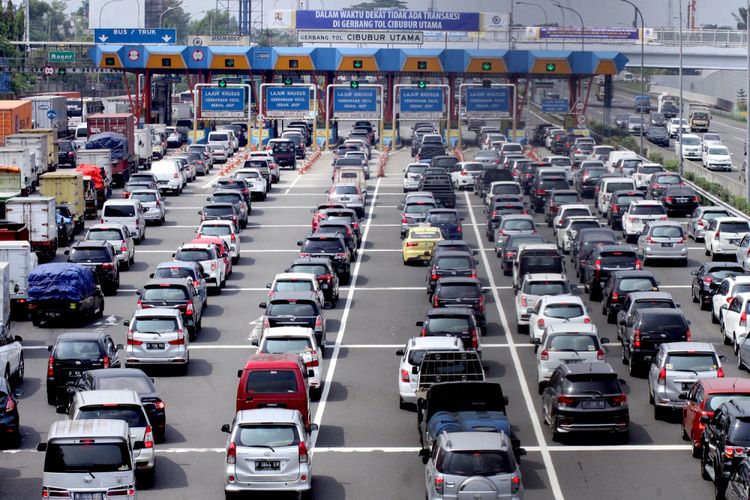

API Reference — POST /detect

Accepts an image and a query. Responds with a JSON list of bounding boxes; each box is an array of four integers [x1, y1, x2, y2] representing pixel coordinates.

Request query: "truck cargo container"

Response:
[[75, 149, 112, 199], [0, 101, 32, 146], [18, 129, 57, 171], [5, 197, 57, 261], [39, 171, 85, 233], [134, 128, 152, 169], [0, 262, 10, 327], [0, 241, 37, 318], [4, 134, 48, 179], [28, 96, 67, 138], [0, 147, 36, 195], [86, 114, 136, 186]]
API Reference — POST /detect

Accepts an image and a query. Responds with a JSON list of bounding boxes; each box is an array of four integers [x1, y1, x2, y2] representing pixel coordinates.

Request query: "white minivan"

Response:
[[597, 177, 637, 214], [102, 199, 146, 243], [151, 159, 184, 195], [208, 131, 234, 157]]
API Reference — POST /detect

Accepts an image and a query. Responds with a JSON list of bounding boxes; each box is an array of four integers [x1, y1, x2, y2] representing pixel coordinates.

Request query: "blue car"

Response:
[[426, 208, 463, 240]]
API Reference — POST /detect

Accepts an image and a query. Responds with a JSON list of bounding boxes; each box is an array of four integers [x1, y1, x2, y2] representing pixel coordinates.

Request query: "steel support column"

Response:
[[143, 70, 151, 124]]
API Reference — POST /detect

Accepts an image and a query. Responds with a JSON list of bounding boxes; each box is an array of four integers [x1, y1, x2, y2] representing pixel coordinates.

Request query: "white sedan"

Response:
[[197, 220, 241, 264], [528, 295, 591, 343], [720, 292, 750, 351], [0, 326, 23, 386]]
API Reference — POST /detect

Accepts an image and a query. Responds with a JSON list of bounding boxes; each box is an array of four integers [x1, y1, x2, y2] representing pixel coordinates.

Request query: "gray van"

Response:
[[38, 419, 141, 498]]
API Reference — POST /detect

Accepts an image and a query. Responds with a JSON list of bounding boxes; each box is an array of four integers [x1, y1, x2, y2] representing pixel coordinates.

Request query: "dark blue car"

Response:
[[426, 209, 463, 240]]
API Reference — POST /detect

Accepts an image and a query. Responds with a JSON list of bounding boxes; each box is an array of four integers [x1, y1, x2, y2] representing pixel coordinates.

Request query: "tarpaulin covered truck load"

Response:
[[86, 113, 136, 186], [75, 164, 107, 208], [27, 262, 104, 325]]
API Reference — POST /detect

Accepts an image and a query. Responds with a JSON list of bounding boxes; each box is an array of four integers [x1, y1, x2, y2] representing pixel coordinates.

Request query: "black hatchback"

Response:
[[417, 307, 481, 352], [583, 245, 640, 300], [691, 263, 746, 310], [431, 277, 487, 331], [57, 139, 76, 168], [66, 241, 119, 295], [298, 233, 351, 284], [427, 251, 477, 297], [601, 270, 659, 323]]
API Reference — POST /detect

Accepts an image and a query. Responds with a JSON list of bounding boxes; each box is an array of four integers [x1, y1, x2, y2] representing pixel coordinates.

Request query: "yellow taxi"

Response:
[[402, 226, 443, 265]]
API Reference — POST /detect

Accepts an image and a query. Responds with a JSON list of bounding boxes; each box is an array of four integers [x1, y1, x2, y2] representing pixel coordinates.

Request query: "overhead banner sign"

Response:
[[464, 87, 511, 118], [93, 28, 176, 44], [298, 30, 424, 44], [264, 86, 313, 118], [199, 87, 246, 118], [191, 35, 253, 46], [398, 87, 445, 118], [332, 87, 379, 119], [294, 10, 480, 31], [525, 26, 655, 42], [541, 98, 570, 113]]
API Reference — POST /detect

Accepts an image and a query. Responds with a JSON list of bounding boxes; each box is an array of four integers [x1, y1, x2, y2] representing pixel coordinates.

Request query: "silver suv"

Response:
[[647, 342, 724, 420], [222, 408, 318, 498], [421, 431, 525, 500], [636, 221, 689, 267]]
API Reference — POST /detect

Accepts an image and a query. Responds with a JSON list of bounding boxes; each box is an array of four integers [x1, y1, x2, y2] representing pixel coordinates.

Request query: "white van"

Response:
[[597, 177, 637, 214], [605, 150, 639, 172], [151, 159, 184, 195], [208, 131, 234, 157], [102, 199, 146, 243]]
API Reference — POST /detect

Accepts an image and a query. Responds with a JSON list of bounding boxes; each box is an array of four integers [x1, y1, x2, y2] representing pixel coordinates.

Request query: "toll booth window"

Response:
[[288, 59, 299, 69]]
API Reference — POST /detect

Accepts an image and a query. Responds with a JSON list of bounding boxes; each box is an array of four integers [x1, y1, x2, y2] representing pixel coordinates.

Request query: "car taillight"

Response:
[[697, 219, 704, 227], [635, 259, 642, 270], [725, 446, 746, 458], [120, 243, 128, 253], [717, 367, 725, 378], [168, 330, 185, 345], [144, 426, 154, 449], [315, 316, 322, 329], [686, 328, 691, 341], [634, 329, 641, 348], [299, 252, 311, 257], [155, 200, 161, 207], [123, 192, 130, 198], [460, 170, 468, 176], [173, 173, 179, 178], [728, 297, 735, 305], [741, 312, 747, 327], [299, 441, 308, 463], [400, 369, 410, 382], [583, 317, 591, 324], [511, 475, 521, 495], [406, 242, 419, 247], [47, 357, 54, 378], [540, 349, 549, 360], [693, 196, 700, 202], [536, 188, 545, 195], [537, 318, 545, 328], [102, 263, 114, 269], [335, 253, 347, 259], [126, 330, 143, 345], [612, 205, 619, 214], [306, 351, 320, 368], [103, 356, 110, 368], [211, 262, 217, 271], [521, 295, 528, 307], [716, 229, 721, 239], [703, 276, 713, 286], [558, 395, 576, 406], [431, 266, 438, 281], [596, 349, 605, 361], [155, 400, 166, 410], [594, 259, 601, 271], [610, 394, 627, 406], [666, 196, 673, 203], [657, 367, 667, 385], [659, 215, 668, 221], [611, 292, 619, 302], [227, 442, 236, 464], [432, 293, 439, 307], [434, 476, 444, 495], [185, 301, 194, 316], [471, 328, 478, 349], [479, 295, 485, 313]]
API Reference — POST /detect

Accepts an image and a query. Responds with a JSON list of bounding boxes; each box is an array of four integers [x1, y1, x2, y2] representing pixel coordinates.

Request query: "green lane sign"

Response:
[[48, 51, 75, 63]]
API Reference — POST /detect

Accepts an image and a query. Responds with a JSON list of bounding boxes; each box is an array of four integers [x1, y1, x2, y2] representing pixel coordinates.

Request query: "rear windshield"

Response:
[[426, 317, 470, 333], [204, 206, 234, 216], [212, 194, 242, 203], [246, 370, 298, 393], [289, 264, 328, 276], [463, 164, 484, 172], [709, 269, 744, 280], [553, 194, 580, 204], [436, 256, 473, 270], [437, 450, 514, 476], [176, 249, 213, 261], [641, 314, 687, 332], [44, 443, 131, 473], [492, 184, 521, 195], [430, 213, 458, 224], [405, 203, 435, 214], [665, 353, 719, 372], [200, 225, 231, 237], [655, 175, 681, 184], [334, 185, 358, 195], [236, 424, 299, 447], [651, 226, 684, 238], [142, 286, 189, 301], [721, 222, 750, 233], [97, 377, 153, 394], [729, 421, 750, 443], [548, 335, 599, 351], [565, 375, 620, 394], [236, 171, 261, 179], [548, 158, 571, 167], [268, 303, 316, 316], [544, 303, 585, 319], [410, 230, 442, 239], [606, 182, 635, 193], [131, 317, 179, 333], [615, 194, 645, 205], [130, 192, 156, 203], [76, 405, 148, 428], [69, 248, 109, 263], [210, 133, 228, 141], [507, 236, 545, 250], [631, 205, 666, 215], [86, 229, 123, 241], [632, 299, 676, 311], [620, 278, 657, 292], [104, 205, 135, 217], [438, 284, 480, 299], [641, 166, 664, 174], [520, 255, 563, 274], [153, 267, 195, 280], [562, 208, 590, 218], [271, 142, 294, 152], [407, 165, 428, 175], [600, 251, 637, 265], [262, 337, 313, 354], [55, 341, 101, 360], [539, 179, 569, 189], [302, 238, 345, 253], [703, 211, 732, 221], [274, 280, 314, 293]]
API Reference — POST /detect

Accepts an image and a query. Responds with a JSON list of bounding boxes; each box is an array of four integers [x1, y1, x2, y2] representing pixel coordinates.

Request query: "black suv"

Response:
[[57, 139, 76, 168], [530, 175, 569, 212], [431, 277, 487, 332], [582, 244, 639, 300], [298, 233, 351, 284], [137, 278, 203, 338], [518, 162, 550, 194], [571, 228, 618, 277], [601, 270, 659, 323], [541, 362, 629, 442], [544, 189, 581, 227], [268, 139, 296, 168], [215, 178, 252, 203], [574, 165, 606, 198], [427, 251, 478, 297], [606, 190, 646, 230], [475, 168, 514, 199], [701, 399, 750, 497], [691, 263, 746, 310], [416, 307, 481, 353], [418, 173, 456, 209], [199, 202, 239, 228], [259, 293, 329, 346], [66, 241, 119, 295], [620, 308, 690, 375], [726, 457, 750, 500], [46, 332, 122, 405], [286, 257, 340, 306]]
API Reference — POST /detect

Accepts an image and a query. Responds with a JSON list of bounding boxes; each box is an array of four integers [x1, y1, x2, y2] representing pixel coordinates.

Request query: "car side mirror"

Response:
[[720, 355, 727, 362], [601, 337, 610, 345], [265, 283, 271, 288], [251, 338, 259, 346], [198, 211, 202, 215], [297, 241, 303, 246], [526, 307, 534, 314], [237, 370, 243, 378], [517, 447, 527, 457], [309, 423, 319, 432], [36, 443, 47, 452], [123, 320, 129, 327], [700, 415, 711, 424], [172, 253, 176, 258], [47, 345, 53, 351], [136, 290, 142, 296], [419, 448, 430, 464], [259, 302, 267, 309], [395, 348, 404, 356], [415, 321, 424, 327], [690, 270, 697, 275], [679, 392, 688, 400]]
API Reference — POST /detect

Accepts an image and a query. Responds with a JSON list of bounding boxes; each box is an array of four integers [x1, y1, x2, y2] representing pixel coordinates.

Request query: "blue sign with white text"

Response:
[[295, 10, 480, 31], [200, 87, 246, 118], [264, 87, 312, 117], [399, 87, 445, 116], [332, 87, 378, 118], [93, 28, 177, 44], [541, 98, 569, 113], [465, 87, 511, 117]]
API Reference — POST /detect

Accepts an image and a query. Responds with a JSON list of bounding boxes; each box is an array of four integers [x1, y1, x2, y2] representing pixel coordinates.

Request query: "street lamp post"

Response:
[[553, 1, 584, 53], [746, 0, 750, 200], [620, 0, 645, 155], [516, 1, 549, 49], [679, 0, 684, 175], [160, 6, 177, 28], [99, 0, 125, 28]]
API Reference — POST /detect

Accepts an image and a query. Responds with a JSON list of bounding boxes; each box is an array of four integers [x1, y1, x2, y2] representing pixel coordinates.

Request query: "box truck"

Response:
[[0, 101, 32, 146], [39, 171, 85, 233], [28, 96, 67, 138], [0, 147, 36, 195], [0, 242, 37, 318], [4, 197, 57, 261]]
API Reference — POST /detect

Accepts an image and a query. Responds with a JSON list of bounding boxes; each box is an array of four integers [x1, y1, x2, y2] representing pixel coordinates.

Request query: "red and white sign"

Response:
[[128, 49, 139, 61], [192, 50, 204, 62]]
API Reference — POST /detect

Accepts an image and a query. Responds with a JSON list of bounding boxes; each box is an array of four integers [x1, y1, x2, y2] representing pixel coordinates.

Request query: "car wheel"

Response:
[[13, 354, 23, 384], [701, 448, 713, 481], [654, 404, 664, 421], [739, 349, 745, 371], [621, 345, 629, 365], [628, 356, 638, 376], [712, 311, 719, 324], [399, 396, 408, 410], [692, 289, 699, 303], [734, 335, 740, 354], [538, 381, 545, 395]]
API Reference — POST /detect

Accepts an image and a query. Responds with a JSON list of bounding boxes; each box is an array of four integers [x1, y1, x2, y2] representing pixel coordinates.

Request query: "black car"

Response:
[[137, 278, 203, 337], [56, 139, 76, 168], [286, 257, 341, 306], [645, 126, 670, 146], [620, 308, 690, 375], [701, 399, 750, 497], [531, 123, 555, 146], [430, 240, 476, 264], [607, 190, 647, 230], [486, 203, 526, 241], [321, 209, 361, 244], [199, 202, 239, 228], [726, 457, 750, 500], [661, 185, 700, 216], [46, 332, 122, 405], [650, 112, 667, 127], [601, 270, 659, 323], [431, 277, 487, 332], [259, 293, 330, 346], [417, 307, 481, 353], [431, 155, 459, 172], [268, 139, 297, 168], [497, 234, 546, 275], [426, 251, 477, 297], [0, 377, 20, 448], [518, 162, 550, 194], [571, 228, 619, 272], [475, 168, 514, 199], [298, 233, 351, 284], [582, 244, 639, 300], [68, 368, 167, 442], [691, 263, 746, 310], [574, 166, 606, 198], [544, 189, 581, 226], [316, 220, 357, 258], [216, 176, 253, 201], [541, 363, 629, 442], [207, 190, 249, 228], [530, 175, 569, 212], [66, 241, 119, 295]]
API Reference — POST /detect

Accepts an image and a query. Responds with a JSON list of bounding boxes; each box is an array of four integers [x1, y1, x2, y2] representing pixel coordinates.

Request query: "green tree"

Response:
[[254, 28, 296, 47], [733, 7, 747, 30], [188, 9, 238, 36], [349, 0, 407, 9], [159, 0, 191, 43], [738, 88, 747, 113], [29, 0, 73, 41]]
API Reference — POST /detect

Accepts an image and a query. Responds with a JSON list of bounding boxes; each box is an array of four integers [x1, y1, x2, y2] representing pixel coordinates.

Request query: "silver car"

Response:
[[421, 431, 524, 500], [129, 189, 166, 225], [636, 221, 689, 267], [328, 183, 365, 218], [687, 207, 735, 241], [83, 223, 135, 270], [403, 163, 428, 192], [535, 323, 608, 394], [647, 342, 723, 420], [222, 409, 317, 497], [124, 308, 189, 374]]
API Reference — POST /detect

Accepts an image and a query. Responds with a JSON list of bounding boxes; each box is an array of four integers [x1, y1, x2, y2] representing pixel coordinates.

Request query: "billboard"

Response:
[[88, 0, 145, 29], [398, 87, 445, 118], [332, 87, 380, 119], [199, 87, 246, 119], [264, 86, 314, 118], [524, 26, 655, 42], [464, 87, 511, 118]]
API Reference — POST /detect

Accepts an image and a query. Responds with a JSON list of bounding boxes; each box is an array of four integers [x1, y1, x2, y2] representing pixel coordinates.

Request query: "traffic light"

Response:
[[350, 80, 360, 89], [417, 60, 427, 70], [545, 62, 556, 72], [481, 61, 492, 71], [57, 68, 66, 76], [217, 79, 227, 88], [416, 80, 427, 89], [282, 76, 294, 86], [353, 59, 363, 69]]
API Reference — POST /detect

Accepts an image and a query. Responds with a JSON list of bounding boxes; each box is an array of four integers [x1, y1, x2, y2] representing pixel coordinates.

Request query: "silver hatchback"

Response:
[[535, 323, 608, 394], [124, 308, 189, 374], [637, 221, 689, 266], [647, 341, 724, 420]]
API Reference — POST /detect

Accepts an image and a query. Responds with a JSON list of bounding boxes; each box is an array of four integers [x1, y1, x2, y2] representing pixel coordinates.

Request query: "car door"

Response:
[[724, 296, 743, 340], [0, 327, 20, 376], [542, 371, 562, 420], [714, 280, 732, 318]]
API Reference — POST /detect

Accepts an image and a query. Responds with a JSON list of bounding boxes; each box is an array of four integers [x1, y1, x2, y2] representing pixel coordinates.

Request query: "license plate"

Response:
[[564, 359, 583, 364], [74, 493, 104, 500], [677, 198, 688, 203], [321, 284, 329, 289], [730, 239, 741, 245], [682, 382, 695, 391], [147, 343, 165, 350], [661, 242, 674, 247], [255, 460, 280, 470], [158, 180, 168, 184], [581, 400, 606, 409]]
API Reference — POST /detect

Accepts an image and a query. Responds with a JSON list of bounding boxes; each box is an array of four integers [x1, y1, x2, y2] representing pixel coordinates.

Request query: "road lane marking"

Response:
[[464, 191, 564, 500], [311, 177, 382, 451], [284, 173, 305, 194]]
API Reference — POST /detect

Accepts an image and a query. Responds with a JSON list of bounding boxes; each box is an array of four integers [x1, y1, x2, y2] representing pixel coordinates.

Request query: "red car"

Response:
[[681, 377, 750, 457], [310, 203, 345, 232]]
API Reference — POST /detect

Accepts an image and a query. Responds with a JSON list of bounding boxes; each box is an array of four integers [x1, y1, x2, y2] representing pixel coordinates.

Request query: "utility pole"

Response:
[[679, 0, 684, 175]]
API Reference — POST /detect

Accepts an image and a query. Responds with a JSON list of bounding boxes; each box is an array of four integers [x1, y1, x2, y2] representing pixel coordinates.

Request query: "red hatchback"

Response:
[[681, 377, 750, 457]]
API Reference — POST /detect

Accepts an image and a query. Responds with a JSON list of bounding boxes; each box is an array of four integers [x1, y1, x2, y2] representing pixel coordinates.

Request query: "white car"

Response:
[[247, 151, 280, 182], [451, 162, 484, 190], [174, 243, 227, 290], [485, 181, 523, 206], [702, 144, 733, 171], [403, 163, 428, 192], [701, 133, 724, 151], [720, 292, 750, 351], [83, 223, 136, 270], [528, 295, 591, 343], [266, 272, 325, 307], [557, 216, 601, 253], [738, 234, 750, 271], [622, 200, 668, 243], [545, 128, 564, 149], [233, 168, 268, 201], [541, 155, 574, 182], [712, 275, 750, 325], [705, 217, 750, 260], [207, 143, 228, 163], [197, 220, 241, 264], [395, 336, 462, 408], [632, 164, 666, 190], [254, 326, 323, 397], [552, 204, 592, 235], [667, 118, 690, 137], [129, 189, 166, 225], [514, 273, 570, 333], [675, 133, 702, 159], [535, 323, 605, 393], [596, 176, 636, 214], [0, 326, 23, 385]]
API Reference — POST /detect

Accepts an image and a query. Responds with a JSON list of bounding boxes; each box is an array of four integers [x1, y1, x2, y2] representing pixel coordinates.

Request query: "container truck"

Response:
[[0, 241, 38, 318], [4, 197, 57, 261], [0, 262, 10, 328], [86, 113, 136, 180], [134, 128, 152, 169], [39, 171, 85, 233], [28, 96, 67, 138], [4, 134, 48, 179], [0, 101, 32, 146], [18, 129, 57, 171], [0, 148, 35, 195]]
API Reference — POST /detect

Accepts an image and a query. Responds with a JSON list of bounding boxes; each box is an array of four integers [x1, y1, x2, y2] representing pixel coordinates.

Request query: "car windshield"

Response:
[[548, 335, 598, 351], [520, 256, 563, 274], [600, 251, 637, 265], [56, 341, 101, 360], [176, 249, 212, 261], [103, 205, 135, 217], [69, 248, 109, 263], [86, 229, 122, 241], [246, 370, 298, 393], [236, 171, 261, 179], [665, 353, 719, 372], [131, 192, 157, 203], [76, 405, 148, 428], [436, 256, 473, 270], [200, 225, 231, 237], [706, 394, 750, 411], [236, 424, 299, 447], [132, 317, 178, 333], [544, 303, 585, 319], [709, 269, 744, 281], [44, 443, 131, 473], [268, 303, 316, 316], [565, 374, 620, 394], [429, 213, 458, 224], [620, 278, 657, 292], [721, 222, 750, 233], [274, 280, 314, 293], [709, 147, 729, 155], [502, 219, 534, 231], [437, 450, 514, 476], [703, 211, 733, 221], [606, 182, 634, 193], [212, 194, 241, 204], [262, 337, 313, 354], [570, 221, 600, 231], [426, 317, 470, 333], [549, 158, 571, 167], [302, 239, 344, 253], [154, 267, 195, 280], [562, 208, 590, 218], [97, 377, 153, 394], [210, 133, 228, 141], [641, 166, 664, 174], [438, 284, 479, 299], [631, 205, 666, 215], [616, 195, 645, 205], [681, 137, 700, 145], [142, 286, 189, 301]]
